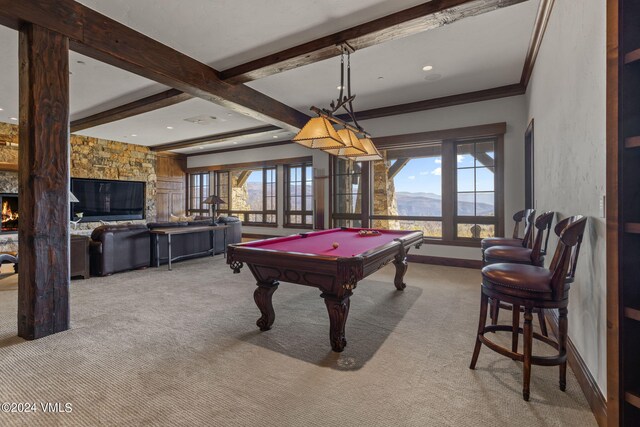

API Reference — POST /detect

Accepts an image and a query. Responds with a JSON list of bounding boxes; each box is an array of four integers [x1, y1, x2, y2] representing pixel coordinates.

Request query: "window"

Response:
[[215, 167, 277, 225], [285, 163, 313, 227], [455, 140, 497, 239], [331, 135, 503, 245], [188, 172, 210, 216], [371, 146, 443, 237], [332, 158, 363, 228]]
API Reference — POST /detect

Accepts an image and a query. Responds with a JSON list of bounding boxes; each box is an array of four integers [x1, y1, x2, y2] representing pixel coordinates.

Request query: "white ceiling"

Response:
[[0, 0, 540, 151]]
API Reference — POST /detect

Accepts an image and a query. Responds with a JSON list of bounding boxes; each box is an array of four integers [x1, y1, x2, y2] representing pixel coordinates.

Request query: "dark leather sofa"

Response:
[[146, 216, 242, 266], [90, 224, 151, 276]]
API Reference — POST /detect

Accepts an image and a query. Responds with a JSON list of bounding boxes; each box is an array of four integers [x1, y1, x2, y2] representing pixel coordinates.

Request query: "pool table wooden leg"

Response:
[[254, 281, 279, 331], [393, 253, 408, 291], [321, 292, 351, 352]]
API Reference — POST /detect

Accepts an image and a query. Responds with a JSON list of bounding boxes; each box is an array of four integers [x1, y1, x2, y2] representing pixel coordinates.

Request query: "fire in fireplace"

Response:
[[0, 194, 18, 233]]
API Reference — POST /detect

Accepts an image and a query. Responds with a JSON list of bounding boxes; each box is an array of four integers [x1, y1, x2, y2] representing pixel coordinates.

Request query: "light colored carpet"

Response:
[[0, 258, 597, 426]]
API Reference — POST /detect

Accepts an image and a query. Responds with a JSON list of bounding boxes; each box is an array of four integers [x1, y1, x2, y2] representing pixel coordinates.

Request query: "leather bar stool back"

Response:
[[469, 215, 587, 401], [481, 209, 535, 262]]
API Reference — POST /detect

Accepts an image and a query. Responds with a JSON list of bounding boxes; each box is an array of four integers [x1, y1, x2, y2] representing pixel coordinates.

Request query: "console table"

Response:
[[150, 225, 229, 271]]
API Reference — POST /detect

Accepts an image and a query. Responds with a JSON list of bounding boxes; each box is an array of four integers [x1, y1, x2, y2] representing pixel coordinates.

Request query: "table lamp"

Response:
[[203, 195, 225, 219]]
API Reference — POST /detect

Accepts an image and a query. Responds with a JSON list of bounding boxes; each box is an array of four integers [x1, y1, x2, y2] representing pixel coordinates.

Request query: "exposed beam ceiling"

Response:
[[67, 0, 529, 132], [221, 0, 529, 84], [0, 0, 310, 132], [150, 125, 280, 152]]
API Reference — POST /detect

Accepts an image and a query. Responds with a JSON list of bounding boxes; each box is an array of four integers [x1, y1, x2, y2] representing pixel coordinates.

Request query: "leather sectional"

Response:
[[89, 217, 242, 276]]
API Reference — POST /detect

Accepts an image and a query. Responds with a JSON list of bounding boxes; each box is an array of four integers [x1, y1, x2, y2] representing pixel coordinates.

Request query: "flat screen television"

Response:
[[71, 178, 145, 221]]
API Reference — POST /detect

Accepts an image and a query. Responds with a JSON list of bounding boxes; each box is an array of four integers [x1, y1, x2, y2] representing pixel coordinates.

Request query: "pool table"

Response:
[[227, 227, 423, 352]]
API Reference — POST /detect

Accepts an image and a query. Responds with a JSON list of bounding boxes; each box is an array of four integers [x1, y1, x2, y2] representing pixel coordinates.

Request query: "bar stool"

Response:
[[483, 211, 555, 334], [469, 215, 586, 401], [481, 209, 535, 262]]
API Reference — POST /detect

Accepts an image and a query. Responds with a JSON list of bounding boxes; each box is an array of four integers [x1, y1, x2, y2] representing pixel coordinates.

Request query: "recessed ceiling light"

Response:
[[273, 135, 278, 139], [9, 117, 17, 121], [422, 65, 433, 71], [131, 134, 137, 137], [232, 141, 238, 145], [377, 76, 384, 80], [337, 85, 344, 90], [0, 108, 3, 111], [166, 126, 174, 130]]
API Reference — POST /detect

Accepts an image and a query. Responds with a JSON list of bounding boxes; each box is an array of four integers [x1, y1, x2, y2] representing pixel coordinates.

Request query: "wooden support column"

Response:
[[18, 23, 70, 339]]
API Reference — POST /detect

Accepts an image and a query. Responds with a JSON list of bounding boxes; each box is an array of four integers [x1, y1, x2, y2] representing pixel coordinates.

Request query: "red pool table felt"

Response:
[[243, 228, 408, 257]]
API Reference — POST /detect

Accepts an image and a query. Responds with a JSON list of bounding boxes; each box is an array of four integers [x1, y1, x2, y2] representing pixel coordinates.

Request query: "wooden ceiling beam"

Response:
[[221, 0, 529, 84], [0, 0, 309, 132], [150, 125, 280, 152], [71, 89, 191, 132], [387, 158, 410, 179]]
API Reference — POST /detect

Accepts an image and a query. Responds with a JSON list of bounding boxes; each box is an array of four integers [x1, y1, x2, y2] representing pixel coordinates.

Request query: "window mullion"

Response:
[[441, 140, 455, 241]]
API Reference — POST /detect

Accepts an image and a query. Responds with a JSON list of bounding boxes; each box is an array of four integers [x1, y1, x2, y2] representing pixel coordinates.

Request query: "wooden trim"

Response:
[[624, 136, 640, 148], [623, 48, 640, 65], [70, 89, 191, 133], [340, 85, 524, 122], [151, 125, 280, 152], [186, 140, 293, 157], [242, 232, 279, 241], [0, 162, 18, 172], [524, 119, 535, 209], [423, 238, 480, 248], [626, 391, 640, 409], [624, 306, 640, 322], [374, 123, 507, 148], [495, 134, 505, 238], [520, 0, 555, 88], [187, 156, 312, 173], [545, 310, 607, 427], [406, 254, 481, 269], [624, 222, 640, 234], [220, 0, 528, 84], [0, 0, 310, 132]]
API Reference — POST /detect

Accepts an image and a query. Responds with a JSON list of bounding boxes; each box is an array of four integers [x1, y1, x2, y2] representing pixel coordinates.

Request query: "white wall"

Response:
[[187, 96, 528, 258], [525, 0, 606, 394]]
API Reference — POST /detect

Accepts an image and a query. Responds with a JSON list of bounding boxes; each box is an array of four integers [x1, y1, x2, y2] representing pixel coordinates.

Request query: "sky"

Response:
[[392, 154, 495, 194]]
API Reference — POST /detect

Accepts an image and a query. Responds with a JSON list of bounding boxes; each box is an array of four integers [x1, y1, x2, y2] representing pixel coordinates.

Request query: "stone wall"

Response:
[[70, 134, 156, 230], [0, 122, 158, 248], [372, 159, 400, 229]]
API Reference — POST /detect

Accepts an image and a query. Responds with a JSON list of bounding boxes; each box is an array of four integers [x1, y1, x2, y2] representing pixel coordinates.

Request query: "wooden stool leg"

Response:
[[491, 298, 500, 326], [558, 307, 568, 391], [537, 308, 548, 337], [511, 304, 520, 354], [522, 308, 533, 401], [470, 291, 489, 369]]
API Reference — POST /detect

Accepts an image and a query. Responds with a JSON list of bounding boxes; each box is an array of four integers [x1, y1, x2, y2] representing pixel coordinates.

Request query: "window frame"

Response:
[[284, 162, 314, 228], [215, 167, 278, 226], [329, 127, 504, 247], [187, 172, 210, 216]]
